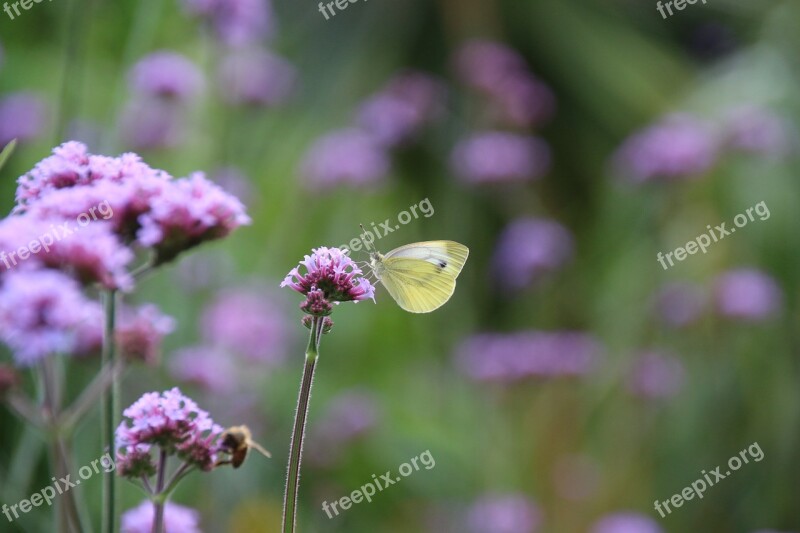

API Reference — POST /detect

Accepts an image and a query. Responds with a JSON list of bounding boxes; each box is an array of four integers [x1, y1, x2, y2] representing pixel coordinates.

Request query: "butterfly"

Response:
[[361, 229, 469, 313]]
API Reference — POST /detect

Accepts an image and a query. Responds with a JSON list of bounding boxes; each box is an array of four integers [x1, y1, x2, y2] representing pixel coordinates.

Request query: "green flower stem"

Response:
[[101, 290, 118, 533], [282, 316, 324, 533], [152, 449, 168, 533]]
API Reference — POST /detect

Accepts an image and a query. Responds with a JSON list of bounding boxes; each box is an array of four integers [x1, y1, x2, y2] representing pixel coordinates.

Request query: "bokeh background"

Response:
[[1, 0, 799, 531]]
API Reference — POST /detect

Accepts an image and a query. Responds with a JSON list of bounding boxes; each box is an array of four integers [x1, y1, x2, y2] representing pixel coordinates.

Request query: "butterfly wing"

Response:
[[384, 241, 469, 279], [378, 241, 469, 313]]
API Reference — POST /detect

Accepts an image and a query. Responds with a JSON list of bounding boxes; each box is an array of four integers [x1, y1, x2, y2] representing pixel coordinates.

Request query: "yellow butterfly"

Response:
[[362, 232, 469, 313]]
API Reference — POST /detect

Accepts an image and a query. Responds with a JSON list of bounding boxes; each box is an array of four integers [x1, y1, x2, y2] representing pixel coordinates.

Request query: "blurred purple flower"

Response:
[[492, 217, 573, 290], [465, 494, 541, 533], [0, 270, 103, 366], [281, 246, 375, 304], [451, 131, 551, 184], [115, 387, 223, 477], [724, 106, 794, 157], [456, 331, 602, 383], [218, 48, 296, 107], [129, 51, 204, 101], [181, 0, 274, 47], [307, 390, 379, 466], [122, 500, 202, 533], [356, 72, 445, 147], [626, 351, 685, 400], [614, 114, 719, 183], [485, 72, 556, 129], [456, 40, 528, 93], [300, 129, 390, 190], [169, 346, 237, 393], [210, 167, 252, 205], [590, 512, 663, 533], [653, 281, 705, 327], [714, 269, 782, 321], [136, 172, 251, 264], [0, 92, 48, 147], [116, 304, 176, 365], [201, 287, 290, 363], [120, 98, 186, 151], [0, 216, 134, 290]]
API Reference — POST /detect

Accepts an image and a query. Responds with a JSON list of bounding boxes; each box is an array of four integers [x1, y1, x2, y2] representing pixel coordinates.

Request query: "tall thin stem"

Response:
[[152, 449, 168, 533], [101, 290, 118, 533], [282, 317, 323, 533]]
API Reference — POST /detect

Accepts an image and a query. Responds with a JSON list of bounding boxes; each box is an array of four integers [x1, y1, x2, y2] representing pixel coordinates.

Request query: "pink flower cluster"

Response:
[[115, 388, 223, 477], [281, 246, 375, 308]]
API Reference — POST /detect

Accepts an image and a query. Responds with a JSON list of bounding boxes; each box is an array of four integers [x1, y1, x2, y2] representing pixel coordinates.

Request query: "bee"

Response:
[[217, 425, 271, 468]]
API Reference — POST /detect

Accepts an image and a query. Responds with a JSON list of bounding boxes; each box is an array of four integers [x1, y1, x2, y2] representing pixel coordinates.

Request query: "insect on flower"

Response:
[[216, 425, 271, 469]]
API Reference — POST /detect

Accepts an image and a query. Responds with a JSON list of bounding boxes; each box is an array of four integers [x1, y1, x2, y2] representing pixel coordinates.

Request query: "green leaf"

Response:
[[0, 139, 17, 174]]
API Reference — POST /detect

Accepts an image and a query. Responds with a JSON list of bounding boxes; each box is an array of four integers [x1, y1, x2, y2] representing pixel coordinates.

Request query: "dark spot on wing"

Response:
[[439, 261, 447, 268]]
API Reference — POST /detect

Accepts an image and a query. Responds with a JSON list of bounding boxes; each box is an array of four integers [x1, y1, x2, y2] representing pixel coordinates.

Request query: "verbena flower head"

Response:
[[201, 286, 290, 363], [0, 92, 48, 147], [168, 346, 238, 393], [590, 512, 663, 533], [714, 268, 782, 321], [451, 131, 551, 184], [492, 217, 574, 291], [300, 129, 390, 190], [307, 389, 378, 466], [136, 172, 251, 264], [456, 331, 602, 383], [356, 72, 445, 147], [465, 494, 541, 533], [218, 48, 296, 107], [122, 500, 202, 533], [129, 51, 204, 101], [120, 98, 186, 151], [281, 247, 375, 312], [653, 282, 706, 328], [626, 351, 685, 400], [115, 388, 223, 477], [724, 105, 795, 157], [456, 40, 528, 93], [116, 305, 176, 364], [0, 216, 134, 290], [0, 270, 103, 366], [181, 0, 274, 47], [614, 113, 719, 183]]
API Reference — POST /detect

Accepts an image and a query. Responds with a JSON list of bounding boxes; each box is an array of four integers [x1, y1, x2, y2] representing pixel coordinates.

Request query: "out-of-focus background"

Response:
[[1, 0, 799, 531]]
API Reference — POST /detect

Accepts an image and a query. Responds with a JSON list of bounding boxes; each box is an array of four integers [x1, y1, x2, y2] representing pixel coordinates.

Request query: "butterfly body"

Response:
[[368, 240, 469, 313]]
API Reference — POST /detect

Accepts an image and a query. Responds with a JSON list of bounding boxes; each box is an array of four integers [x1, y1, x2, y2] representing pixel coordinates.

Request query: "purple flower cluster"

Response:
[[115, 388, 224, 477], [181, 0, 274, 46], [281, 246, 375, 311], [451, 131, 551, 184], [356, 72, 445, 147], [653, 281, 705, 328], [307, 390, 378, 466], [13, 142, 250, 264], [0, 271, 102, 366], [614, 114, 719, 183], [300, 128, 391, 190], [492, 217, 573, 290], [714, 268, 782, 321], [456, 39, 556, 128], [169, 346, 238, 393], [300, 70, 443, 190], [456, 331, 602, 383], [590, 512, 663, 533], [0, 92, 48, 147], [218, 48, 296, 107], [465, 494, 541, 533], [129, 51, 204, 101], [122, 500, 202, 533], [626, 351, 685, 400]]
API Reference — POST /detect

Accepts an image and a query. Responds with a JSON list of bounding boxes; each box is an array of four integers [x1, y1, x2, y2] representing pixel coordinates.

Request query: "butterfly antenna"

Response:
[[359, 224, 376, 253]]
